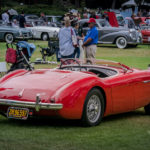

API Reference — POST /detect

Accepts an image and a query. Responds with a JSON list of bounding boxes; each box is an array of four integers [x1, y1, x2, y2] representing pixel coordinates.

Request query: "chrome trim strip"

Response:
[[143, 80, 150, 83], [0, 99, 63, 111]]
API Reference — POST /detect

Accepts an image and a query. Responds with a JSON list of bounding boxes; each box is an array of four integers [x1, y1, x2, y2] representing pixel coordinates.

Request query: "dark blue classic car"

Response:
[[0, 25, 32, 43]]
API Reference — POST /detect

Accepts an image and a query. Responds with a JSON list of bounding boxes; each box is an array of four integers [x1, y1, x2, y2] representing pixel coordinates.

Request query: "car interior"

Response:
[[61, 66, 118, 78]]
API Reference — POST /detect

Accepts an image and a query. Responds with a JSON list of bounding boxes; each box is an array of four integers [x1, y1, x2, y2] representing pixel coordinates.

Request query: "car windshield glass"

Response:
[[53, 17, 61, 22], [117, 16, 124, 23], [98, 20, 110, 27], [28, 16, 39, 20], [33, 21, 46, 26]]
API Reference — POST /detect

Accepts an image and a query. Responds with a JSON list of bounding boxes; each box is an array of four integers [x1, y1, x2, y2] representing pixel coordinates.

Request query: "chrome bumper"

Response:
[[0, 95, 63, 112]]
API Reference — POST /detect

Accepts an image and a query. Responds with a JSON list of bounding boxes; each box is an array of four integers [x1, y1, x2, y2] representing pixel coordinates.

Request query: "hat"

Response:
[[88, 18, 96, 23]]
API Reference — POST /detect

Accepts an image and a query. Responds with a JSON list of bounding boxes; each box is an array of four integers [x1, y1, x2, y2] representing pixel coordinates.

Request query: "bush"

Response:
[[1, 4, 66, 16]]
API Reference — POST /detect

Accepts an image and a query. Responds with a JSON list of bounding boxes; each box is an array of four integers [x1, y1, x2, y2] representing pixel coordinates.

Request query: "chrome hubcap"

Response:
[[6, 34, 13, 43], [119, 39, 125, 45], [87, 95, 101, 123], [43, 34, 48, 40]]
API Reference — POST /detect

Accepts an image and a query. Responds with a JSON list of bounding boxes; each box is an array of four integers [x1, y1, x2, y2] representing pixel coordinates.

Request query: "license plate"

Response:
[[7, 107, 29, 120]]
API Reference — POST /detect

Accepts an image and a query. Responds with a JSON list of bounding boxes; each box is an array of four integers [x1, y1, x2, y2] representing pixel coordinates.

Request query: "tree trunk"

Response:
[[75, 0, 80, 8], [112, 0, 117, 9]]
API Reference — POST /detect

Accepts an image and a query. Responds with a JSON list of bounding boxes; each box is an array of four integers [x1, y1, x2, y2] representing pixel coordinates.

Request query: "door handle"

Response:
[[143, 80, 150, 83]]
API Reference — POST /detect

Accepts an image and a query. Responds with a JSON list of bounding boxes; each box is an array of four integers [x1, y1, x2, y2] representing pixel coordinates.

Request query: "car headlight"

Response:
[[129, 32, 135, 39], [129, 29, 135, 33]]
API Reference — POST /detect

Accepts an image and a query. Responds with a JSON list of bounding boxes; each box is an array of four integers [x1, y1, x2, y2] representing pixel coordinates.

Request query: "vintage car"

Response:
[[26, 22, 60, 41], [0, 25, 32, 43], [123, 17, 150, 44], [140, 25, 150, 44], [0, 59, 150, 126], [79, 19, 142, 49]]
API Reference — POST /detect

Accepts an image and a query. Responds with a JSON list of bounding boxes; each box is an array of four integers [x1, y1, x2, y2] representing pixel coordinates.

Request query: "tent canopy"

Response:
[[122, 0, 137, 8]]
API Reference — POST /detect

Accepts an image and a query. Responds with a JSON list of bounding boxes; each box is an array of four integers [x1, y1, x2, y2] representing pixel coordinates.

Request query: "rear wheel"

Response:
[[144, 104, 150, 115], [41, 33, 49, 41], [116, 37, 127, 49], [81, 88, 105, 126], [5, 33, 14, 43]]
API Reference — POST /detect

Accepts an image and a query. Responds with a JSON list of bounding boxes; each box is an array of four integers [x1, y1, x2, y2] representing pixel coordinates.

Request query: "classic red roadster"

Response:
[[0, 59, 150, 126]]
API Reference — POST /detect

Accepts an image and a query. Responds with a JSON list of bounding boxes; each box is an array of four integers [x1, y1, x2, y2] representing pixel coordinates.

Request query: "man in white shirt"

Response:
[[2, 10, 10, 24]]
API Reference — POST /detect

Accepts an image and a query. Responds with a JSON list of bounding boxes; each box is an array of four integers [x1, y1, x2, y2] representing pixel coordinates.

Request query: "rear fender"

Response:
[[53, 77, 110, 119], [0, 69, 28, 84]]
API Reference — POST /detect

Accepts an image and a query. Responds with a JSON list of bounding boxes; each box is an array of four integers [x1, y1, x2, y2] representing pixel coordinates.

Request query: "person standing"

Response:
[[58, 19, 77, 58], [1, 10, 10, 24], [83, 18, 98, 64], [19, 11, 26, 28], [40, 12, 48, 24], [73, 22, 81, 59]]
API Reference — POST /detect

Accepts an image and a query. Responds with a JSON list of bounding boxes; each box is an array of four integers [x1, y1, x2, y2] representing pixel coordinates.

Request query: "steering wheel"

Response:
[[59, 58, 81, 71]]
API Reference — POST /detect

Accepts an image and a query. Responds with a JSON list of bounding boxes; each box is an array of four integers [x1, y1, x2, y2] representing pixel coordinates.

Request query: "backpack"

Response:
[[5, 47, 17, 64]]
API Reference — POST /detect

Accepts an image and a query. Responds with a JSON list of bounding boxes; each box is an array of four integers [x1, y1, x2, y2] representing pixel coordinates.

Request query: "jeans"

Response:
[[74, 47, 80, 58]]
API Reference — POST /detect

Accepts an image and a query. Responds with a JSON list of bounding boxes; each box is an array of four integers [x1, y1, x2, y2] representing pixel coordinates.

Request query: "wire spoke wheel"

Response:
[[87, 95, 101, 123], [82, 88, 105, 126]]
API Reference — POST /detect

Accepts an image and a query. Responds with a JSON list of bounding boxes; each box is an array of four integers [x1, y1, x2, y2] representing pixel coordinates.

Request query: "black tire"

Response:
[[81, 88, 105, 126], [5, 33, 14, 43], [41, 33, 49, 41], [144, 104, 150, 115], [116, 37, 127, 49]]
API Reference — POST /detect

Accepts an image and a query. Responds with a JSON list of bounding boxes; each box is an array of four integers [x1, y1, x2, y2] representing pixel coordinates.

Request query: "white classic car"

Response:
[[26, 22, 60, 41]]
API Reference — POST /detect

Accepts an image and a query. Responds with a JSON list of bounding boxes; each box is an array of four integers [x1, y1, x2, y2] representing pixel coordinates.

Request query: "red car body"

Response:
[[141, 26, 150, 44], [0, 60, 150, 126]]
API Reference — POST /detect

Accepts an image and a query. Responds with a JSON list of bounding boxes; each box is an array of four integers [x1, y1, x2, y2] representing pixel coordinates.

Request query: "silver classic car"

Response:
[[80, 19, 142, 49], [26, 22, 60, 41], [0, 25, 32, 43]]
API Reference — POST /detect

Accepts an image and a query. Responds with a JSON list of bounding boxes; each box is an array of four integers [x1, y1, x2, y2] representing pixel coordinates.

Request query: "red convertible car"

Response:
[[0, 59, 150, 126], [140, 26, 150, 44]]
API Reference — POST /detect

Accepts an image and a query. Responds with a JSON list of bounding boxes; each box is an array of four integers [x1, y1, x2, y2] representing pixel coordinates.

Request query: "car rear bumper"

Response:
[[0, 99, 63, 111]]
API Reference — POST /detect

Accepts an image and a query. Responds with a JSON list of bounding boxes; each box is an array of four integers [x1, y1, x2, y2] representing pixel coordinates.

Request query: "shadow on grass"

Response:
[[98, 45, 142, 50], [0, 110, 146, 128]]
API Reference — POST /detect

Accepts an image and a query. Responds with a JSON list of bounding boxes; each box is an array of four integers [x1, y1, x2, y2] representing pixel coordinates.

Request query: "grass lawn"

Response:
[[0, 41, 150, 150]]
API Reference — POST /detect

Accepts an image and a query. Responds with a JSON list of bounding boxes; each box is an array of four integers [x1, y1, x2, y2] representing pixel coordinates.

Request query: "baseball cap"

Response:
[[88, 18, 96, 23]]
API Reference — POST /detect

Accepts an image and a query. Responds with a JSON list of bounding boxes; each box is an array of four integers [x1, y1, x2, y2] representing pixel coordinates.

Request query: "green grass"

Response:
[[0, 41, 150, 150]]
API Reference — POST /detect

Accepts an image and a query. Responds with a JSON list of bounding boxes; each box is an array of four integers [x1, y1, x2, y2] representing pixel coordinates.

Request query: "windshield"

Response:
[[53, 17, 61, 22], [98, 20, 110, 27], [27, 16, 39, 20]]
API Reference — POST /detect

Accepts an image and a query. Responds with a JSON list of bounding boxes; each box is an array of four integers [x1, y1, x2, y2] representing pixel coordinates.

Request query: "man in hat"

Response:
[[83, 18, 98, 64]]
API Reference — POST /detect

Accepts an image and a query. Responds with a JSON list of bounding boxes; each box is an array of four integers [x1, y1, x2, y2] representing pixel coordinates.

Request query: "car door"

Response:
[[107, 72, 135, 114], [132, 71, 150, 109]]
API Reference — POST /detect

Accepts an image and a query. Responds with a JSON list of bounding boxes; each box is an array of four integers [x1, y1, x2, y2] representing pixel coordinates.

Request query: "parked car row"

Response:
[[0, 21, 60, 43], [1, 12, 150, 48]]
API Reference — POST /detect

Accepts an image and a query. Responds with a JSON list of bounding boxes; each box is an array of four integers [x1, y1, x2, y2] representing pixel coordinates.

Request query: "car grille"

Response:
[[132, 32, 137, 39], [23, 32, 31, 37]]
